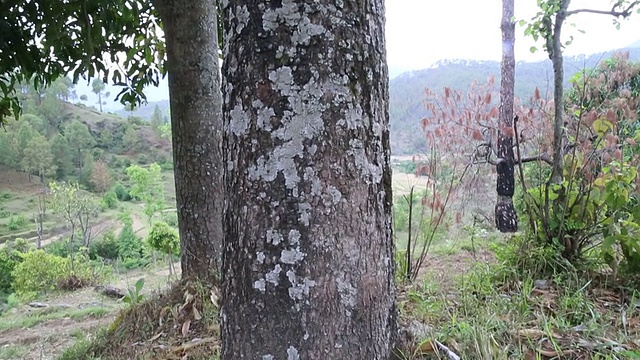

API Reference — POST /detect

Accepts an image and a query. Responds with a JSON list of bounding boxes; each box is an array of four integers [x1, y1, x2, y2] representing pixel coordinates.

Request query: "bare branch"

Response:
[[566, 1, 640, 17], [488, 154, 553, 166]]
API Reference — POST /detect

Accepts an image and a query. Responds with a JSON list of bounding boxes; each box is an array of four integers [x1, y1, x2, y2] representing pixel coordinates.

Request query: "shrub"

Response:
[[0, 208, 10, 218], [89, 229, 120, 261], [146, 221, 180, 257], [0, 191, 12, 201], [11, 250, 69, 299], [102, 191, 118, 209], [12, 249, 111, 299], [0, 246, 21, 292], [7, 215, 27, 231], [112, 182, 132, 202], [44, 236, 84, 258], [117, 224, 149, 269]]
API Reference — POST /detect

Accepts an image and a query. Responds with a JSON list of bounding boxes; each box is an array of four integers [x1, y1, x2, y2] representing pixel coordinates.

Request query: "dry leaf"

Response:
[[181, 319, 191, 337], [148, 332, 163, 343], [193, 307, 202, 320]]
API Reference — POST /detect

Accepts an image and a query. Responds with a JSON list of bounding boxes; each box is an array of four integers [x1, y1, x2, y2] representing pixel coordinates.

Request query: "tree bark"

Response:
[[549, 0, 571, 185], [220, 1, 397, 359], [153, 0, 223, 282], [495, 0, 518, 232]]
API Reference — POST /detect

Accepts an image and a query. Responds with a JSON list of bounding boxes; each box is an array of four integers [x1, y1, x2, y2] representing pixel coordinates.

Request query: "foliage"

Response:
[[89, 229, 120, 261], [394, 150, 464, 282], [90, 160, 113, 193], [117, 221, 149, 269], [49, 181, 100, 243], [101, 190, 118, 210], [11, 250, 69, 299], [63, 120, 96, 171], [0, 238, 33, 293], [112, 182, 132, 202], [146, 221, 180, 257], [0, 0, 165, 123], [11, 248, 110, 299], [7, 215, 27, 231], [519, 54, 640, 269], [122, 278, 145, 305], [21, 133, 57, 181], [126, 163, 165, 225]]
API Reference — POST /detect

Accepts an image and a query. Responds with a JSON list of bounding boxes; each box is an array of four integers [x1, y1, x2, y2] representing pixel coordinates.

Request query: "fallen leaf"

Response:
[[181, 319, 191, 337]]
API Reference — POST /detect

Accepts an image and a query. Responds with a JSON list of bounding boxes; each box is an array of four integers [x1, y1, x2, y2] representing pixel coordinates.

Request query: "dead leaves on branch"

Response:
[[422, 76, 553, 166]]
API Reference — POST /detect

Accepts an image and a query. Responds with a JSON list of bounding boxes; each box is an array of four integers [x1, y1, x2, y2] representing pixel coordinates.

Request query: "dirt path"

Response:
[[0, 315, 116, 359]]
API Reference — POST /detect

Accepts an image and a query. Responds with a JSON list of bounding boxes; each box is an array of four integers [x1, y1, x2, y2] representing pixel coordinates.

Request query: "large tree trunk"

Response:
[[153, 0, 223, 282], [495, 0, 518, 232], [220, 1, 397, 358]]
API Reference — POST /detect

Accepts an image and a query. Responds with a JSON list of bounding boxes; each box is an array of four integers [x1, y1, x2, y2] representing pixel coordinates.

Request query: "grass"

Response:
[[0, 306, 111, 332], [59, 280, 220, 360], [395, 237, 640, 359], [0, 345, 28, 360]]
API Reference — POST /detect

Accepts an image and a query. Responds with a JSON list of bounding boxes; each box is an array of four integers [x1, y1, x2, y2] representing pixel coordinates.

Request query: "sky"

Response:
[[88, 0, 640, 111]]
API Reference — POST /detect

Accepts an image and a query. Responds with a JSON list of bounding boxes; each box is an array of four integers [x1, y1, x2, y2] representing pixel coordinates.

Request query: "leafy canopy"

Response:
[[0, 0, 166, 123]]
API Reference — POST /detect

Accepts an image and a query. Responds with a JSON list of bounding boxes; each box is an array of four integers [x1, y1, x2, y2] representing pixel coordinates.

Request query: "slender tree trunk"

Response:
[[549, 0, 570, 184], [495, 0, 518, 232], [153, 0, 223, 282], [220, 1, 396, 359]]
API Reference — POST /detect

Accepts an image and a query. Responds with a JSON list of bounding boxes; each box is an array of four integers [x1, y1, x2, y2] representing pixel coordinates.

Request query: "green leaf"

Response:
[[530, 46, 538, 54]]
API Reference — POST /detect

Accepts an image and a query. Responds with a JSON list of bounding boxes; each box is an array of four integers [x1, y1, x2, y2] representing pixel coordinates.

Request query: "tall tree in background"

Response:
[[220, 1, 396, 358], [495, 0, 517, 232], [153, 0, 223, 281], [63, 120, 96, 172], [91, 78, 108, 112]]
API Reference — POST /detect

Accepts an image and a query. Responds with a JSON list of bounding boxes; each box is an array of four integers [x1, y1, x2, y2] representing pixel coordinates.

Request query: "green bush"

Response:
[[112, 182, 132, 202], [0, 238, 33, 293], [146, 221, 180, 257], [12, 249, 111, 299], [44, 236, 84, 258], [0, 208, 10, 218], [0, 191, 12, 201], [101, 191, 118, 209], [89, 229, 120, 260], [7, 215, 28, 230], [11, 250, 69, 299], [117, 223, 149, 269]]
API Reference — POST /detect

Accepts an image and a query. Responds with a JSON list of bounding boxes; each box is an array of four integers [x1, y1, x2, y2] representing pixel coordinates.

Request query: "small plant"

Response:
[[7, 215, 27, 230], [0, 191, 12, 201], [101, 190, 118, 209], [122, 278, 145, 305]]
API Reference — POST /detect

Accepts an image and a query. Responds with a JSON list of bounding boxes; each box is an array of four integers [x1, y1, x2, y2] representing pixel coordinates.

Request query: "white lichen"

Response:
[[266, 230, 284, 245], [253, 278, 266, 292], [229, 104, 249, 136], [336, 276, 357, 312], [256, 251, 266, 264], [235, 5, 250, 33], [281, 247, 305, 264], [262, 355, 274, 360], [265, 264, 282, 285], [287, 346, 300, 360]]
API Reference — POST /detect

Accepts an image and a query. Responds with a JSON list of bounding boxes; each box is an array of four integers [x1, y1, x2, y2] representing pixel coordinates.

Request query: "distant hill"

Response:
[[389, 47, 640, 154], [115, 100, 170, 120]]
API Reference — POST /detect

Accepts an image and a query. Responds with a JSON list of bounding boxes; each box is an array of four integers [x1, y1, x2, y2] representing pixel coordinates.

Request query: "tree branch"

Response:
[[566, 1, 640, 17], [487, 154, 552, 166]]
